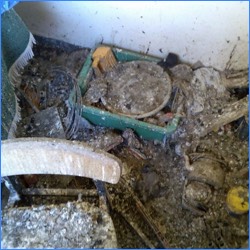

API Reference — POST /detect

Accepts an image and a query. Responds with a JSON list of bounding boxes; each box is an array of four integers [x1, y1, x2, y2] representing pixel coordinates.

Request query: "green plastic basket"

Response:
[[76, 45, 179, 141]]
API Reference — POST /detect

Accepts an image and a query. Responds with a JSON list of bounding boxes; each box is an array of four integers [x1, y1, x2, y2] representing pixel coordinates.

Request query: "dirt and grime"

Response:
[[2, 201, 117, 248], [1, 36, 248, 248], [83, 60, 172, 119]]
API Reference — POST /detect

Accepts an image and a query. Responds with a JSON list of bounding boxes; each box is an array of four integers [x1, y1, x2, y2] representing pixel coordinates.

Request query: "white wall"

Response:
[[15, 1, 248, 71]]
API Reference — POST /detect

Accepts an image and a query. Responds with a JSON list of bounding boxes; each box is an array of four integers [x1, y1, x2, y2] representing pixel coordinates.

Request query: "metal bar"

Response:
[[21, 188, 98, 197], [94, 180, 109, 212]]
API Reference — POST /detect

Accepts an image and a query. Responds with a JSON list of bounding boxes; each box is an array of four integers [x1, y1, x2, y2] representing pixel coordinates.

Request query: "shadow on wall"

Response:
[[14, 2, 59, 38]]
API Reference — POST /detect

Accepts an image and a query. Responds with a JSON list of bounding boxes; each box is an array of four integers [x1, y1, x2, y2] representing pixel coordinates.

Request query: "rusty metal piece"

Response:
[[170, 86, 185, 115], [23, 175, 39, 186], [1, 138, 122, 184], [16, 87, 40, 113], [21, 188, 98, 197]]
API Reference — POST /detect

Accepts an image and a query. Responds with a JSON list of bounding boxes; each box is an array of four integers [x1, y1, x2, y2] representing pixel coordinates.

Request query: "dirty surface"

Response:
[[2, 36, 249, 248], [16, 106, 66, 139], [2, 201, 117, 248], [84, 60, 172, 118]]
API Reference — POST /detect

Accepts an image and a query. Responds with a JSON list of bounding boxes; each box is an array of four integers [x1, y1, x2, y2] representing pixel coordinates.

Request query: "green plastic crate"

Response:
[[77, 45, 179, 141]]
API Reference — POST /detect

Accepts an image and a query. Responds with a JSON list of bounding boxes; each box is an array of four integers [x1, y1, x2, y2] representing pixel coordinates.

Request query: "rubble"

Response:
[[1, 201, 117, 248], [2, 37, 248, 248]]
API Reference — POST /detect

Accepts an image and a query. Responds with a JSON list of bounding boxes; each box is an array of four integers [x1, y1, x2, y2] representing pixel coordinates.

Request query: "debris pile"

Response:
[[83, 60, 172, 120], [15, 37, 90, 140], [2, 38, 249, 249]]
